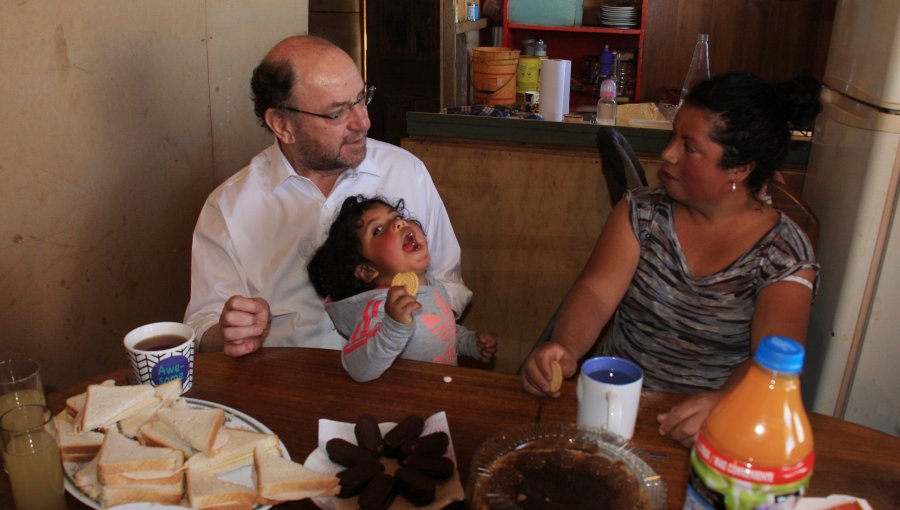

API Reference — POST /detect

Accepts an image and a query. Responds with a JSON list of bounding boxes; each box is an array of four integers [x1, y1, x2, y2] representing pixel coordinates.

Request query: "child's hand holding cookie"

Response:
[[386, 272, 422, 324], [391, 272, 419, 297]]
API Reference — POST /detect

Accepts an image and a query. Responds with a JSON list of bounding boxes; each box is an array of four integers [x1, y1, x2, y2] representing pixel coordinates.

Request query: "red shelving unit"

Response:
[[501, 0, 647, 109]]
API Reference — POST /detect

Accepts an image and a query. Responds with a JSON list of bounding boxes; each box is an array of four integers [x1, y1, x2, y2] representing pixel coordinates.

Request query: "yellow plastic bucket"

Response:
[[472, 47, 521, 105]]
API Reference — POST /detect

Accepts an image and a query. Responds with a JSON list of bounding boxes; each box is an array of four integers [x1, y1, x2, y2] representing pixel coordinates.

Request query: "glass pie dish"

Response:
[[465, 422, 667, 510]]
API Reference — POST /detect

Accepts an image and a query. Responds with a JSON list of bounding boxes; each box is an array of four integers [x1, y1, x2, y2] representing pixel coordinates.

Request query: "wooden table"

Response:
[[11, 348, 898, 509]]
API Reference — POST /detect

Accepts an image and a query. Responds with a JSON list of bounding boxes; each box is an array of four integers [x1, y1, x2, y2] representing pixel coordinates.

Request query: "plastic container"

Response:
[[516, 55, 542, 108], [682, 336, 814, 510], [466, 1, 479, 22], [522, 39, 535, 56], [679, 34, 710, 106], [466, 422, 667, 509], [600, 45, 615, 80], [508, 0, 583, 27], [596, 79, 617, 126]]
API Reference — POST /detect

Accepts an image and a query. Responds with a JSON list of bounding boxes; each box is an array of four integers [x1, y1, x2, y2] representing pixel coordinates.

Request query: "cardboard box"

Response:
[[508, 0, 584, 27]]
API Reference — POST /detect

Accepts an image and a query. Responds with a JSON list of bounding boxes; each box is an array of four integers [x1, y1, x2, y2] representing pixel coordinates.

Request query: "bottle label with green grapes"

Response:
[[682, 434, 814, 510]]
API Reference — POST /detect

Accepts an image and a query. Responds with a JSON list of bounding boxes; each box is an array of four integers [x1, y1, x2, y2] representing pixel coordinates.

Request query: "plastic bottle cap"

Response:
[[698, 34, 709, 43], [755, 336, 805, 374], [600, 79, 617, 99]]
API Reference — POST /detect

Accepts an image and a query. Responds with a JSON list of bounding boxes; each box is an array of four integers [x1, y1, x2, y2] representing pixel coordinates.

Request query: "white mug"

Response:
[[123, 322, 195, 393], [576, 356, 643, 440]]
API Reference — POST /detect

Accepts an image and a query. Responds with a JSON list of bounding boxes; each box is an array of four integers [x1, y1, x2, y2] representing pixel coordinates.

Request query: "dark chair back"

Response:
[[597, 126, 648, 204], [769, 180, 819, 250]]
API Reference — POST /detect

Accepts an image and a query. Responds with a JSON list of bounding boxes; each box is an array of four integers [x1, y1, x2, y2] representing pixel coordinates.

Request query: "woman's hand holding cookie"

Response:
[[521, 341, 577, 397]]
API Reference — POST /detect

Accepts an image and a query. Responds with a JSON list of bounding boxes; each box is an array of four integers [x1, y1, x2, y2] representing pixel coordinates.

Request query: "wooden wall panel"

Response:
[[641, 0, 836, 102], [207, 1, 310, 184], [308, 4, 364, 72], [367, 0, 441, 144], [403, 138, 613, 374]]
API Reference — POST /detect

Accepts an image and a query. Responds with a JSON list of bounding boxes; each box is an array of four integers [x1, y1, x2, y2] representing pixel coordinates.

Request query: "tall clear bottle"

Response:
[[682, 336, 814, 510], [679, 34, 710, 107]]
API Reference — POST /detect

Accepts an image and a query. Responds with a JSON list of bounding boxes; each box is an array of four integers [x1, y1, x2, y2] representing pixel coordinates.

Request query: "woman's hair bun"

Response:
[[776, 75, 823, 130]]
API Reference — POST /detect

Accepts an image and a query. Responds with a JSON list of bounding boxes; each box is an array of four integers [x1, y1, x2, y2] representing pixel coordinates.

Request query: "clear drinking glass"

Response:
[[0, 360, 46, 417], [1, 405, 67, 510], [0, 359, 46, 474]]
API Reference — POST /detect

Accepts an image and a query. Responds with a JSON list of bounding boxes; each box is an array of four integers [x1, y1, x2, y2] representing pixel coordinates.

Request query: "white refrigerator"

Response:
[[800, 0, 900, 436]]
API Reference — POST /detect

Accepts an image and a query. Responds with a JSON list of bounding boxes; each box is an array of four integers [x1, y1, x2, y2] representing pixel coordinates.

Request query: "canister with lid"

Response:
[[522, 39, 535, 56]]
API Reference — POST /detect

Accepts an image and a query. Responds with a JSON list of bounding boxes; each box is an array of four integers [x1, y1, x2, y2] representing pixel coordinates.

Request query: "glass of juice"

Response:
[[1, 405, 67, 510], [0, 359, 46, 473], [0, 360, 46, 416]]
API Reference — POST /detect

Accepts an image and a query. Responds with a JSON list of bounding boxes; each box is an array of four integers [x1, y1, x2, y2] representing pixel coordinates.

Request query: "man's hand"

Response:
[[218, 295, 271, 357]]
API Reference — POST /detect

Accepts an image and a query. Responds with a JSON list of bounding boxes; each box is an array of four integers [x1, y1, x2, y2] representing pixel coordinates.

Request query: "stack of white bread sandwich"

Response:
[[53, 378, 339, 509]]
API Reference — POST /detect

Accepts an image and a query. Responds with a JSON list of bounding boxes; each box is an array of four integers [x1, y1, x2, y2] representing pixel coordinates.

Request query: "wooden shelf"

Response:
[[441, 0, 491, 108], [507, 23, 641, 35], [456, 17, 488, 35]]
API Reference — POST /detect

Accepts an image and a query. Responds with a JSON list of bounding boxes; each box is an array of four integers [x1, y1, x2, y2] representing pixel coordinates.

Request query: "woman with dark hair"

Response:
[[521, 72, 822, 446]]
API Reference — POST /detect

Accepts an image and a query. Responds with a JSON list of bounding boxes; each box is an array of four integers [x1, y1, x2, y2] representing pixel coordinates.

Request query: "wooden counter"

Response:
[[406, 111, 813, 190], [406, 112, 813, 167]]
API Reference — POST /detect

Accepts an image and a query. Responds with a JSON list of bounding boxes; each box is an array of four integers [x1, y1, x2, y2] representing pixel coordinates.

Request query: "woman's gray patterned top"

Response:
[[602, 186, 818, 393]]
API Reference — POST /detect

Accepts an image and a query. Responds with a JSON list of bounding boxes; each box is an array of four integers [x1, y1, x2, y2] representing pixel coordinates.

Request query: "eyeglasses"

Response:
[[276, 86, 376, 123]]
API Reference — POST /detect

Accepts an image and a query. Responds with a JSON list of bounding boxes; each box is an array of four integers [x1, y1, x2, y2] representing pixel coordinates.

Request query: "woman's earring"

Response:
[[731, 180, 737, 192]]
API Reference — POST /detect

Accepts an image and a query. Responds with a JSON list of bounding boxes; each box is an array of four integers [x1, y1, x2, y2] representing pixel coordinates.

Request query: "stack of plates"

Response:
[[597, 4, 641, 29]]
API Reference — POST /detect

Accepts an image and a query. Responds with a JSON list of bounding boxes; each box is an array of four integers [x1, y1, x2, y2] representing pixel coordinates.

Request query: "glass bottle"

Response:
[[1, 405, 67, 510], [679, 34, 710, 106], [616, 50, 636, 102]]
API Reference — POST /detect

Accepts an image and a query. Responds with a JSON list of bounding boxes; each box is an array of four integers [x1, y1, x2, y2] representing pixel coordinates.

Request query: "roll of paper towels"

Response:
[[539, 59, 571, 122]]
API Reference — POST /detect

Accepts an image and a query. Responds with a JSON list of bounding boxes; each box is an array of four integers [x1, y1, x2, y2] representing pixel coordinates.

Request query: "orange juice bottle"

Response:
[[682, 336, 814, 510]]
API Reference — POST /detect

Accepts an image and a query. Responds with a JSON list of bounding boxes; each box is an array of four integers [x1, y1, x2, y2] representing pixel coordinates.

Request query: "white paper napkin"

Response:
[[795, 495, 872, 510], [303, 412, 464, 510]]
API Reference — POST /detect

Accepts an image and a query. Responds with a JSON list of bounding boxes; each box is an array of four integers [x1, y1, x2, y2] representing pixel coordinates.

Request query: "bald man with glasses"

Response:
[[185, 36, 472, 357]]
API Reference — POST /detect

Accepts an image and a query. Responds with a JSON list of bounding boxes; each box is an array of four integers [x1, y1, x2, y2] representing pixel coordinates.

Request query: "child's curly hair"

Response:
[[308, 195, 408, 301]]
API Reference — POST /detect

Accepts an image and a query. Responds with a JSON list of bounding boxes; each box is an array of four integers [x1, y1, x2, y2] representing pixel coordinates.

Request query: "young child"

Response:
[[308, 195, 497, 382]]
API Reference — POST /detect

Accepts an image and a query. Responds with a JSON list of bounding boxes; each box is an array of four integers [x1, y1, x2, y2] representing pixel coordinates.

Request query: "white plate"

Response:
[[304, 412, 464, 510], [63, 398, 288, 510]]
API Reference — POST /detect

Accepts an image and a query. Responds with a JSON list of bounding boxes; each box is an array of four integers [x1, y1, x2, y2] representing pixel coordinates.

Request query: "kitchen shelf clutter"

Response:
[[501, 0, 647, 111]]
